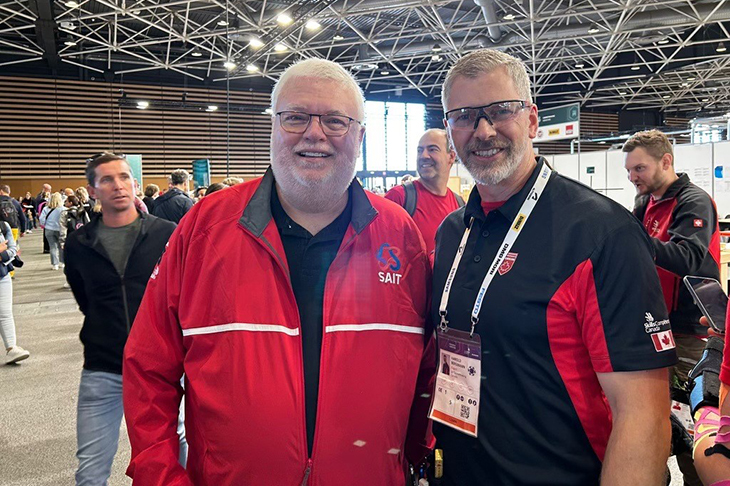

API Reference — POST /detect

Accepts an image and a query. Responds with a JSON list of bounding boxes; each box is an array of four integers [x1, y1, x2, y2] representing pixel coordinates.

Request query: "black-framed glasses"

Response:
[[276, 111, 361, 137], [444, 100, 530, 131]]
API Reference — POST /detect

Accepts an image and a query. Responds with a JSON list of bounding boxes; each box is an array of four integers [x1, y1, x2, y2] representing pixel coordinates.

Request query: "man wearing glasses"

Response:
[[123, 58, 435, 485], [430, 48, 677, 484]]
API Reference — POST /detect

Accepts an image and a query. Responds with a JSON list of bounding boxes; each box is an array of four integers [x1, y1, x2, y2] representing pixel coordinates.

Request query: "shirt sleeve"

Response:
[[384, 185, 406, 206], [574, 221, 678, 372]]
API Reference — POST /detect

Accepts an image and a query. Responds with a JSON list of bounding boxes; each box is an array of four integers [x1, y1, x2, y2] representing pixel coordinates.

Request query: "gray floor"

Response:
[[0, 230, 684, 486], [0, 231, 130, 486]]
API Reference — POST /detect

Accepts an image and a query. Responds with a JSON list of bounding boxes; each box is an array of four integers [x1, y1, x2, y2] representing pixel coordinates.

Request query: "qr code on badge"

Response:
[[460, 404, 470, 419]]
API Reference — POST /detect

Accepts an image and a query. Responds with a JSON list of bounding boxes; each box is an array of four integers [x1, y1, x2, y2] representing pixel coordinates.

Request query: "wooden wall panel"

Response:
[[0, 76, 272, 181]]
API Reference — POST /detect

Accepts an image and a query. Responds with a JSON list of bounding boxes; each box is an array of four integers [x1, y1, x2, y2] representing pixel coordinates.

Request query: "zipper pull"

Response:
[[300, 459, 313, 486]]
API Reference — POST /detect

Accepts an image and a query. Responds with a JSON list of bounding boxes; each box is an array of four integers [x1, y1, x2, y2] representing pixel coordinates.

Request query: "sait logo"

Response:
[[377, 243, 402, 285]]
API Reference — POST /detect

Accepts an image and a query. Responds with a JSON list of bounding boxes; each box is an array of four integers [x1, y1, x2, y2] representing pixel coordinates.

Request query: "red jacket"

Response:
[[123, 170, 435, 486]]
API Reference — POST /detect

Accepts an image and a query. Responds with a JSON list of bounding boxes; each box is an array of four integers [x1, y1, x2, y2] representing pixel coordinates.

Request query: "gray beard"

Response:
[[271, 161, 354, 214], [458, 139, 528, 186]]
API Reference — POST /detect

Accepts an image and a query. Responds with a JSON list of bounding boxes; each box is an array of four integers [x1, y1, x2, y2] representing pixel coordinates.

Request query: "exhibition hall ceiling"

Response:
[[1, 0, 729, 114]]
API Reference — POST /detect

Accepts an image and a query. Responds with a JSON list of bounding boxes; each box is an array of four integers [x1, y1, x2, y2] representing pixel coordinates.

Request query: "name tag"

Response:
[[428, 329, 481, 437]]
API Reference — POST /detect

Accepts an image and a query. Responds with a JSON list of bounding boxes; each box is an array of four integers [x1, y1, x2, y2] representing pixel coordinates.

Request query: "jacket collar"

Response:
[[463, 156, 548, 227], [76, 210, 150, 248], [654, 173, 690, 202], [240, 167, 378, 237]]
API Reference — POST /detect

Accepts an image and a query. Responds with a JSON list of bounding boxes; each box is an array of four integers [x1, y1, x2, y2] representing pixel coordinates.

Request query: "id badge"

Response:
[[428, 329, 481, 437]]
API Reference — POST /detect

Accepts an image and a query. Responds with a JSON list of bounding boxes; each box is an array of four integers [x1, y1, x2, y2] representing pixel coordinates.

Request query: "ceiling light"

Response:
[[246, 64, 259, 72], [663, 95, 670, 99], [587, 24, 600, 34], [717, 42, 727, 53], [60, 21, 76, 30], [431, 54, 442, 61], [333, 33, 344, 41], [681, 82, 689, 87], [248, 37, 264, 48], [575, 62, 584, 68], [65, 0, 79, 7], [503, 13, 515, 20], [217, 20, 228, 26], [713, 124, 720, 128], [131, 9, 140, 15], [630, 65, 640, 71], [64, 39, 77, 46], [432, 43, 442, 52], [274, 43, 287, 52], [380, 70, 390, 75], [206, 105, 218, 112], [598, 141, 607, 144], [687, 77, 696, 81], [191, 50, 202, 57], [658, 38, 669, 45], [264, 108, 273, 115], [223, 61, 236, 70], [305, 19, 321, 30], [277, 13, 293, 25], [702, 98, 710, 102], [136, 101, 149, 109]]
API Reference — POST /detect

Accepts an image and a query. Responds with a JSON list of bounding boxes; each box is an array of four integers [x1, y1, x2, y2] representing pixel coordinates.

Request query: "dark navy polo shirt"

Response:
[[431, 157, 678, 485]]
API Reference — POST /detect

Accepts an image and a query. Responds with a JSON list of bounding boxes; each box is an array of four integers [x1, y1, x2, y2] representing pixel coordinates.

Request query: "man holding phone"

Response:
[[624, 129, 721, 485]]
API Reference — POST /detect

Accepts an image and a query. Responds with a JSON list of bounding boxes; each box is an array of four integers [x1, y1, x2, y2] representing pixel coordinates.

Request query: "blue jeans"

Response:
[[76, 369, 188, 486]]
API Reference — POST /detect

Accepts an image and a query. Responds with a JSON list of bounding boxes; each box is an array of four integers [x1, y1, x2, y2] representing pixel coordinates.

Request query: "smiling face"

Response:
[[270, 76, 365, 212], [444, 67, 538, 186], [87, 159, 136, 214], [416, 130, 455, 183]]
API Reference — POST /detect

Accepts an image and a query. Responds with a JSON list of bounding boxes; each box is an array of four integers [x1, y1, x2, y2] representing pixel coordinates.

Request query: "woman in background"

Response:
[[39, 192, 63, 270], [0, 221, 30, 364]]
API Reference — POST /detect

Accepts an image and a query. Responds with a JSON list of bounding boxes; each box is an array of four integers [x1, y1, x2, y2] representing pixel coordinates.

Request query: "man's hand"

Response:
[[699, 316, 724, 339], [0, 241, 7, 253]]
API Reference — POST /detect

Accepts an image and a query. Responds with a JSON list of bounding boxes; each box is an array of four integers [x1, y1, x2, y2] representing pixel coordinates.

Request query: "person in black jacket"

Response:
[[624, 129, 720, 486], [152, 169, 193, 223], [64, 153, 182, 486]]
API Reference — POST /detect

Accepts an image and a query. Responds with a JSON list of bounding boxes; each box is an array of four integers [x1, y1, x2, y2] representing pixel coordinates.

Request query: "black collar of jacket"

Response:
[[240, 167, 378, 238], [462, 156, 548, 227], [75, 210, 151, 248], [654, 172, 690, 202]]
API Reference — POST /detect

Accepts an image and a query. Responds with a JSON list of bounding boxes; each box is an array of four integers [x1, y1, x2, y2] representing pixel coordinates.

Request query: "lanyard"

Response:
[[438, 164, 552, 337]]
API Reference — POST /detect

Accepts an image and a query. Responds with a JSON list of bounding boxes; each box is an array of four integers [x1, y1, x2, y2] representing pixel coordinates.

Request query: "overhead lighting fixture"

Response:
[[619, 91, 627, 95], [431, 55, 442, 62], [65, 0, 79, 7], [503, 13, 515, 20], [587, 24, 600, 34], [246, 64, 259, 72], [717, 42, 727, 53], [663, 95, 670, 99], [206, 105, 218, 112], [64, 39, 77, 46], [333, 32, 344, 41], [432, 43, 442, 52], [223, 60, 236, 70], [380, 69, 390, 75], [681, 82, 689, 87], [248, 37, 264, 48], [136, 101, 149, 109], [274, 43, 288, 52], [630, 65, 640, 71], [217, 20, 228, 26], [658, 38, 669, 45], [60, 21, 76, 30], [305, 19, 321, 30], [598, 141, 607, 144], [687, 76, 696, 81], [264, 108, 273, 115], [277, 13, 293, 25], [191, 50, 202, 57], [575, 62, 584, 68], [702, 98, 710, 102]]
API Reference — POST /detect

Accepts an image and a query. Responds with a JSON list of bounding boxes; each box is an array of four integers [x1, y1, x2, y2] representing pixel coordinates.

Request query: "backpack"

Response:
[[66, 207, 90, 235], [403, 181, 466, 217], [0, 198, 19, 228]]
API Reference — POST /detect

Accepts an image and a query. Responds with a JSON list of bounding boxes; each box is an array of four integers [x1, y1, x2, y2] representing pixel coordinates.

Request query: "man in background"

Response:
[[152, 169, 193, 224]]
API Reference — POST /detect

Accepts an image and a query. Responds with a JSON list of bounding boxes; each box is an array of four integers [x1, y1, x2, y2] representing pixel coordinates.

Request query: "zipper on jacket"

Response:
[[300, 458, 313, 486], [120, 274, 132, 333]]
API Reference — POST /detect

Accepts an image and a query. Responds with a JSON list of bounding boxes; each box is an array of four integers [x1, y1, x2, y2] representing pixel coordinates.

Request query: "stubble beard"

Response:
[[457, 137, 528, 186]]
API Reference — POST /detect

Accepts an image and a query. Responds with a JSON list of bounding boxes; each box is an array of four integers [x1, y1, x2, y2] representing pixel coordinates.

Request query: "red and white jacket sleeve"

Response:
[[123, 219, 192, 486]]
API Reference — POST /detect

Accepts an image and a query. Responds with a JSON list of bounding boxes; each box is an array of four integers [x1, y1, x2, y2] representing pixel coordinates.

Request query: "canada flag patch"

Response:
[[650, 330, 676, 352], [498, 252, 518, 276], [694, 219, 704, 228]]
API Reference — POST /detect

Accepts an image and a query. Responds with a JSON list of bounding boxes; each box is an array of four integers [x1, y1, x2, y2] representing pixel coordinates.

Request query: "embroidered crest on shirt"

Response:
[[498, 252, 518, 276], [693, 219, 704, 228]]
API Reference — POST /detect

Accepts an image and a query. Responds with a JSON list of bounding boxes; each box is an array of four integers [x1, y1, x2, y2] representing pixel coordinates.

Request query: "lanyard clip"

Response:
[[469, 316, 479, 338], [439, 311, 448, 332]]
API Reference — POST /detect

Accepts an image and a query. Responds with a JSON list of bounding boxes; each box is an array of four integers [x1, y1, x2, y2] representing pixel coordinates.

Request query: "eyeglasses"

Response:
[[444, 100, 530, 131], [276, 111, 361, 137]]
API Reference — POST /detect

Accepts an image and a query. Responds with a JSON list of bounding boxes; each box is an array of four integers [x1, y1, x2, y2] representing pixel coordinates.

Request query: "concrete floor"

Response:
[[0, 231, 130, 486], [0, 230, 684, 486]]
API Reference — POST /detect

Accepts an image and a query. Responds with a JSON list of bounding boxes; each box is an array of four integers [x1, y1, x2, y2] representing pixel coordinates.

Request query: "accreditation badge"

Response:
[[428, 329, 481, 437]]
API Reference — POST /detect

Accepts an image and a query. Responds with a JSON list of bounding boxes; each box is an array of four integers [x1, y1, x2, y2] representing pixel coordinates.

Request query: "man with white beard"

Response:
[[430, 48, 677, 485], [122, 58, 435, 485]]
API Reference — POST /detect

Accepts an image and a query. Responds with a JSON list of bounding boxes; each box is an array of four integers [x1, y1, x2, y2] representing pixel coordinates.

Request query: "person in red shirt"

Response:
[[385, 129, 464, 253]]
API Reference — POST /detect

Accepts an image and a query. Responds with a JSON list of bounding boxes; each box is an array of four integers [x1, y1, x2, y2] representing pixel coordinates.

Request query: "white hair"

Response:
[[271, 58, 365, 120], [442, 49, 532, 110]]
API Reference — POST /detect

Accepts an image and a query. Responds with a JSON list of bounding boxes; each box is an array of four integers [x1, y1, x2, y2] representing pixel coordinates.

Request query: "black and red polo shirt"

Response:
[[431, 157, 678, 485], [633, 173, 721, 336]]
